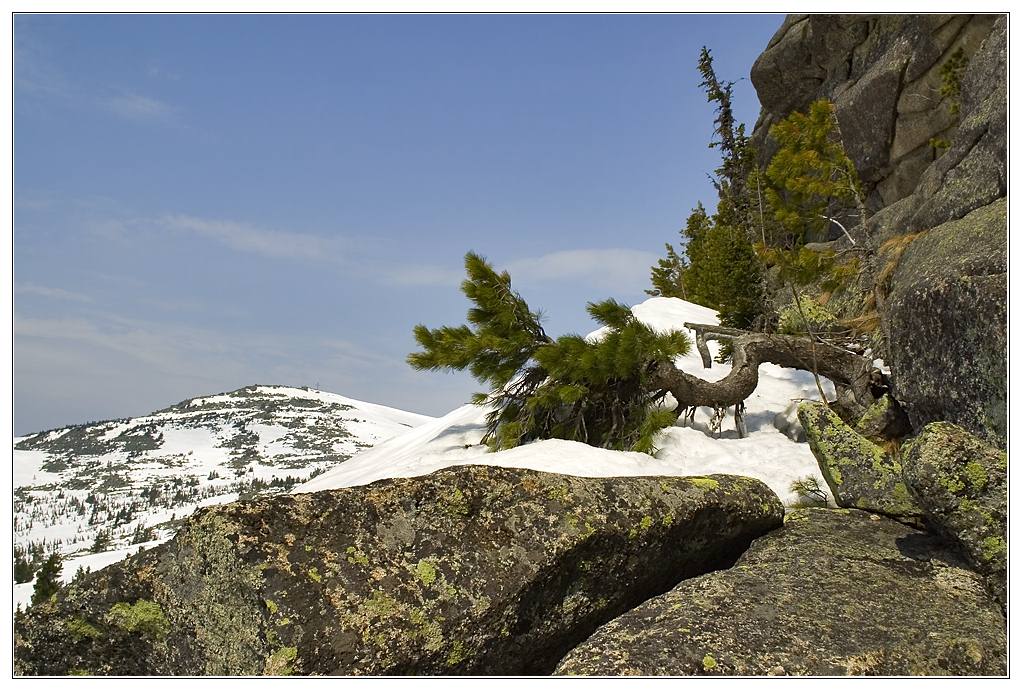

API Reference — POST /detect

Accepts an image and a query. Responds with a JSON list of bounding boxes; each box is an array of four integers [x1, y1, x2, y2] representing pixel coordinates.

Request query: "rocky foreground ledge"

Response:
[[555, 507, 1006, 676], [14, 465, 782, 676]]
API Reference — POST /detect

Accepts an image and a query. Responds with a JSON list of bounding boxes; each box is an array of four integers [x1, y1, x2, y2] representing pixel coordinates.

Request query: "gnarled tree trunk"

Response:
[[649, 324, 880, 434]]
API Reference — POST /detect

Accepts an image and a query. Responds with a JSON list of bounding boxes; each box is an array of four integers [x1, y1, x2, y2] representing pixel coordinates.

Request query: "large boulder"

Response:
[[14, 465, 783, 676], [798, 401, 922, 521], [882, 198, 1007, 447], [555, 508, 1006, 676], [903, 422, 1007, 607]]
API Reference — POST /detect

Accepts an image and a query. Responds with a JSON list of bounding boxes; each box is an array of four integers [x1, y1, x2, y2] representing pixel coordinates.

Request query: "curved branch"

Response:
[[651, 328, 876, 411]]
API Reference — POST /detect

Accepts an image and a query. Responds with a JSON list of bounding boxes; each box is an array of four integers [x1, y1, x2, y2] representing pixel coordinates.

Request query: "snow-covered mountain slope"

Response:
[[297, 298, 835, 506], [13, 385, 431, 607]]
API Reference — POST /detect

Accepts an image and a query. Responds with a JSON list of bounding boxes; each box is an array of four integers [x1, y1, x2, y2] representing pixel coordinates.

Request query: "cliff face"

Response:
[[749, 15, 1007, 446]]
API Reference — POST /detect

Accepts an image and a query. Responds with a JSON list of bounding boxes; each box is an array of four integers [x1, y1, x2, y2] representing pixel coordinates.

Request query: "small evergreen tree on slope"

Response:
[[409, 252, 690, 453]]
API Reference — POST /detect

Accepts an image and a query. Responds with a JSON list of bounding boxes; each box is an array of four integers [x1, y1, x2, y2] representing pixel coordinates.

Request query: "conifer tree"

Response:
[[410, 253, 691, 452], [647, 48, 766, 331], [31, 552, 62, 605], [645, 242, 687, 300], [764, 99, 864, 250], [14, 556, 33, 584]]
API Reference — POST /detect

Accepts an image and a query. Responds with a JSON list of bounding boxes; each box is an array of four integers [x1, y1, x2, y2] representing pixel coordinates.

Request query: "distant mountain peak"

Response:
[[13, 384, 432, 607]]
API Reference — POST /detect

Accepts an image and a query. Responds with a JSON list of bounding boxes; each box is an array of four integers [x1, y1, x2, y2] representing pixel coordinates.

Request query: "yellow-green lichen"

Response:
[[446, 640, 467, 666], [702, 654, 717, 671], [307, 567, 322, 583], [689, 477, 720, 491], [363, 590, 399, 617], [107, 599, 170, 640], [265, 599, 279, 615], [264, 645, 298, 676], [629, 515, 656, 539], [964, 462, 988, 492], [409, 608, 445, 651], [442, 488, 470, 517], [346, 546, 370, 566], [546, 484, 570, 501], [414, 559, 438, 587], [981, 536, 1006, 563], [66, 617, 101, 641]]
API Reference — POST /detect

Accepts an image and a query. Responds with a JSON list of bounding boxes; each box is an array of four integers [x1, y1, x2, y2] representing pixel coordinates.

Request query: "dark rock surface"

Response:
[[882, 198, 1007, 446], [798, 401, 921, 521], [751, 15, 1002, 211], [854, 394, 912, 442], [903, 422, 1007, 607], [14, 465, 783, 676], [750, 15, 1006, 443], [555, 508, 1006, 676]]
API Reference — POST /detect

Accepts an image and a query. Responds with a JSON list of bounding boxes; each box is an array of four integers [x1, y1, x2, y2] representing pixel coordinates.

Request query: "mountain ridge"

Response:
[[13, 383, 432, 607]]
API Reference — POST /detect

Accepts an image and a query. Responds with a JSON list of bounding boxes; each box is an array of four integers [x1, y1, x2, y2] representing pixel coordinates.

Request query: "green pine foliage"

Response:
[[764, 99, 862, 249], [939, 47, 968, 116], [14, 556, 33, 584], [645, 242, 687, 300], [31, 551, 62, 605], [410, 253, 691, 453]]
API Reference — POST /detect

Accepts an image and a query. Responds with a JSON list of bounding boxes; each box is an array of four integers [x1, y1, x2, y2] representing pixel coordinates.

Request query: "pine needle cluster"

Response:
[[410, 253, 691, 453]]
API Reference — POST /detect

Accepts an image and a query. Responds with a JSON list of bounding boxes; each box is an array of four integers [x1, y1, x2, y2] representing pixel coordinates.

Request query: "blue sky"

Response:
[[14, 13, 782, 434]]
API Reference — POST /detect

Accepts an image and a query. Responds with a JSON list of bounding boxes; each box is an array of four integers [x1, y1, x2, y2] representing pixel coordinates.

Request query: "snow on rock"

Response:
[[298, 297, 834, 506]]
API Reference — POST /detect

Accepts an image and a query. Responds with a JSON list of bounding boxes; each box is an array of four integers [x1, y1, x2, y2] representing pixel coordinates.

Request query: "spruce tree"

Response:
[[647, 48, 766, 331], [14, 556, 33, 584], [31, 552, 62, 605]]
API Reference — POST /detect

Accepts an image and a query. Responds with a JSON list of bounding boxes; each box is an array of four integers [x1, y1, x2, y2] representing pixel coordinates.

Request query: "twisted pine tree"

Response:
[[409, 252, 690, 453], [411, 253, 882, 446]]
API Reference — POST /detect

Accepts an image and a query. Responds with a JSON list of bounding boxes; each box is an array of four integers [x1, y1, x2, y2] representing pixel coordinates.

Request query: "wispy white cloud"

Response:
[[15, 29, 177, 123], [505, 248, 660, 293], [375, 247, 660, 294], [159, 215, 339, 262], [102, 92, 175, 121], [14, 282, 93, 303]]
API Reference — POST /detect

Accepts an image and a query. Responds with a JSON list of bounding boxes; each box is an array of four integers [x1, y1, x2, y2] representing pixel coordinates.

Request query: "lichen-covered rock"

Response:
[[13, 465, 783, 676], [903, 422, 1007, 607], [854, 394, 912, 442], [908, 17, 1006, 231], [798, 402, 921, 520], [555, 508, 1006, 676], [883, 198, 1007, 447]]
